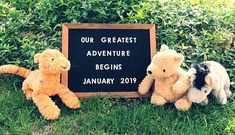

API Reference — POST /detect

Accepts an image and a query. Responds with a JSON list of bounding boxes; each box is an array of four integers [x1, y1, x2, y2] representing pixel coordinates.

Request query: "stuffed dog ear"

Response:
[[34, 53, 41, 64], [160, 44, 169, 52], [205, 73, 217, 88]]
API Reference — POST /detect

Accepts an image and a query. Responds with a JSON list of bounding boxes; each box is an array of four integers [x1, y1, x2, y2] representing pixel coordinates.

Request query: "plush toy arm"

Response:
[[172, 70, 190, 94], [32, 92, 60, 120], [58, 85, 80, 109], [138, 75, 154, 94]]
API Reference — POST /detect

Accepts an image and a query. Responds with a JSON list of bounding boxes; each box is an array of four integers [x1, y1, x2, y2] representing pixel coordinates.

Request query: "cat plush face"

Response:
[[34, 49, 71, 74]]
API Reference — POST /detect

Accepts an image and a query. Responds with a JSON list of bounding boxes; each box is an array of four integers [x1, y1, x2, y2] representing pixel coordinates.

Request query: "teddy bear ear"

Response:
[[160, 44, 169, 52], [34, 53, 41, 64], [174, 53, 184, 63]]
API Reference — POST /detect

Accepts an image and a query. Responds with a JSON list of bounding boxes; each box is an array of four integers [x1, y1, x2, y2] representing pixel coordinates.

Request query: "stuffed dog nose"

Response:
[[147, 71, 152, 74]]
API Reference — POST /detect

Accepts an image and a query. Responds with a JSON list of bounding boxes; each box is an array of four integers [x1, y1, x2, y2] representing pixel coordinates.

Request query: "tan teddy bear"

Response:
[[0, 49, 80, 120], [138, 45, 191, 111]]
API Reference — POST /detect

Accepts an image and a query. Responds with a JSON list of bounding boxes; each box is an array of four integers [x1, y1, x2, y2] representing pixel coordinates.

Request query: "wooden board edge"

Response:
[[62, 24, 69, 86], [149, 24, 156, 92], [63, 23, 155, 29], [75, 92, 150, 98], [150, 24, 156, 59]]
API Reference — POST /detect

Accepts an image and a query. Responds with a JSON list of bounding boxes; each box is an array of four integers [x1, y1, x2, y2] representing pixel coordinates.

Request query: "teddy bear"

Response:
[[0, 49, 80, 120], [138, 45, 191, 111], [187, 61, 232, 105]]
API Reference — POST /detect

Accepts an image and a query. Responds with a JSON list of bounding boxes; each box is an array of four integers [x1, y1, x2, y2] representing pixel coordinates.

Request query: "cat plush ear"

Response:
[[34, 53, 41, 64], [160, 44, 169, 52]]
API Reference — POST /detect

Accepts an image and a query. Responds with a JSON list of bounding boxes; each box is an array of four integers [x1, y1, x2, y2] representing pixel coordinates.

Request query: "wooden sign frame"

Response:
[[62, 23, 156, 98]]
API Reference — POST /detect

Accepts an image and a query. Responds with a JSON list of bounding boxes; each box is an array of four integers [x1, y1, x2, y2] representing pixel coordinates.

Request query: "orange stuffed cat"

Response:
[[0, 49, 80, 120]]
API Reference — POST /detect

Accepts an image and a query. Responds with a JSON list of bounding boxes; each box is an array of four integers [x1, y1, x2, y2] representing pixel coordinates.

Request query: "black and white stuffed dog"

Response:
[[187, 61, 232, 105]]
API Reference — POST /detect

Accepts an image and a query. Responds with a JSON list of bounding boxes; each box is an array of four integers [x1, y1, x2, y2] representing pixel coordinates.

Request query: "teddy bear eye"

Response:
[[51, 57, 55, 61], [163, 69, 166, 72]]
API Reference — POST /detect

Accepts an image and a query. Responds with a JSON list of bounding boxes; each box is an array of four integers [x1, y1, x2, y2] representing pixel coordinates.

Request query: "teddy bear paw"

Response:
[[175, 99, 191, 111], [172, 83, 184, 94], [138, 89, 147, 95], [138, 85, 149, 95], [151, 95, 167, 106]]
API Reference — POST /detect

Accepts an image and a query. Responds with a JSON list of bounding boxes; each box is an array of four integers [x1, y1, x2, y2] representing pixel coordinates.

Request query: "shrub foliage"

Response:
[[0, 1, 234, 87]]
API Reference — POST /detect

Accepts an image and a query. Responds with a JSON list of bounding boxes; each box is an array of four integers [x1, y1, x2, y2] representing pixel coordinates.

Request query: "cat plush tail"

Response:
[[0, 65, 30, 78]]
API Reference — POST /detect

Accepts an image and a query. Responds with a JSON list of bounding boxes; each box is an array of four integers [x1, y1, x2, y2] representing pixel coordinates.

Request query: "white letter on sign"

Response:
[[81, 37, 94, 43]]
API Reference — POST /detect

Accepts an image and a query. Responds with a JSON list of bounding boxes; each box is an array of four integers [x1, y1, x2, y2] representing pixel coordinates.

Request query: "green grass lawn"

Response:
[[0, 75, 235, 135]]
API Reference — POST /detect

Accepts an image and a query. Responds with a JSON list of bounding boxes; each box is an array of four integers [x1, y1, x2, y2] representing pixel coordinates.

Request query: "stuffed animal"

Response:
[[187, 61, 232, 105], [138, 45, 191, 111], [0, 49, 80, 120]]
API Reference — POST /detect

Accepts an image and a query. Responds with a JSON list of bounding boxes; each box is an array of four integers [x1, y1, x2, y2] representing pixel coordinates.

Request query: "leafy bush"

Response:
[[0, 1, 234, 85]]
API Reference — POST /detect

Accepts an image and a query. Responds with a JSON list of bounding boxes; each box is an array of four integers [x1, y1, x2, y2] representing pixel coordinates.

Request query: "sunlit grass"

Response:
[[0, 76, 235, 134]]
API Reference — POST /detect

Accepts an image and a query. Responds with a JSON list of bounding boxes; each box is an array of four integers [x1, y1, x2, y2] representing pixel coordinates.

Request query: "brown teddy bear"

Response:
[[138, 45, 191, 111], [0, 49, 80, 120]]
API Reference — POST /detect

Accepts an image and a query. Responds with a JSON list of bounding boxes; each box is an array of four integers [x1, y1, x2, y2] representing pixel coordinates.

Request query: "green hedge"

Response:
[[0, 0, 235, 87]]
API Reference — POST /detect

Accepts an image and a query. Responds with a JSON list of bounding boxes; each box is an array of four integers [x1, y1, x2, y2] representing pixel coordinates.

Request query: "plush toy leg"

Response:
[[175, 96, 192, 111], [151, 93, 167, 106], [225, 89, 232, 98], [22, 81, 33, 100], [138, 75, 154, 94], [212, 85, 227, 105], [224, 83, 232, 98], [32, 93, 60, 120], [217, 89, 227, 105], [58, 85, 80, 109]]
